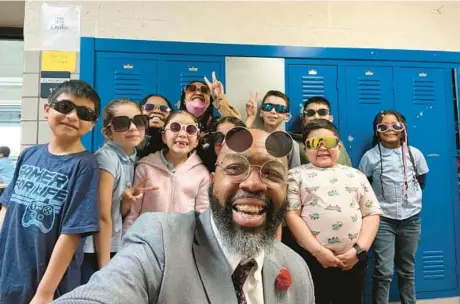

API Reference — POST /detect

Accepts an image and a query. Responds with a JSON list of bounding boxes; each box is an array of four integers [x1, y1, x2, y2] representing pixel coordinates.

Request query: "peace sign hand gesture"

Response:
[[204, 72, 224, 108], [246, 91, 259, 119], [122, 178, 159, 205]]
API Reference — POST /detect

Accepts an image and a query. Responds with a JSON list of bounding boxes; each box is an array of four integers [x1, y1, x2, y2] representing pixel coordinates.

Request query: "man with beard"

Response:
[[52, 128, 315, 304]]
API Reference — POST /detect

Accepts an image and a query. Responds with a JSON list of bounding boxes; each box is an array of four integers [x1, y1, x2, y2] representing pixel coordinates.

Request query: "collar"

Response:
[[210, 213, 265, 277], [106, 141, 137, 162], [160, 149, 176, 173], [377, 143, 402, 156]]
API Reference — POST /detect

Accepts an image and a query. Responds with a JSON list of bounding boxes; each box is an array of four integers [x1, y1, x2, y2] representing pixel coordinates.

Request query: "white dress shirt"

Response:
[[211, 215, 265, 304]]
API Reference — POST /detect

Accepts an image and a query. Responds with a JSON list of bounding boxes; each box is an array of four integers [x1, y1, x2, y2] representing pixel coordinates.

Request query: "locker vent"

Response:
[[180, 73, 204, 89], [301, 75, 325, 101], [422, 250, 445, 280], [413, 79, 436, 104], [114, 71, 143, 102], [357, 78, 382, 104]]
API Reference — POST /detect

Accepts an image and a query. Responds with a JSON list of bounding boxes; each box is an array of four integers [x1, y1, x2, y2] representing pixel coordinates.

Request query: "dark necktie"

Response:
[[231, 259, 256, 304]]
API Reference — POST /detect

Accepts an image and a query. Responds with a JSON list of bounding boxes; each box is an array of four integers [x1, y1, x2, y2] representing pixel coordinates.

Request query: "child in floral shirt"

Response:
[[285, 119, 382, 304]]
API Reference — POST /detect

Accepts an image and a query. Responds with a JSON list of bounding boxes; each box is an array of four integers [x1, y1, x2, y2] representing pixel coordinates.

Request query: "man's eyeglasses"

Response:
[[303, 109, 329, 118], [215, 154, 287, 188], [49, 99, 97, 122]]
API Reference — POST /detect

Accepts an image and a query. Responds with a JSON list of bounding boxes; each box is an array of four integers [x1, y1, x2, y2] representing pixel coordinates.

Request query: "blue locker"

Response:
[[341, 66, 394, 168], [393, 67, 457, 293], [93, 53, 158, 150], [158, 60, 223, 111], [285, 65, 338, 132]]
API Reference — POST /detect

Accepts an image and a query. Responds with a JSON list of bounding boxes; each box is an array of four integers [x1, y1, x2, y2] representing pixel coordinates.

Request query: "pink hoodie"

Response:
[[122, 150, 210, 234]]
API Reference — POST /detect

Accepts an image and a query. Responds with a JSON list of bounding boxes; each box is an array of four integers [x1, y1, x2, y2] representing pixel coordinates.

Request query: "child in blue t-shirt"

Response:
[[0, 80, 101, 304]]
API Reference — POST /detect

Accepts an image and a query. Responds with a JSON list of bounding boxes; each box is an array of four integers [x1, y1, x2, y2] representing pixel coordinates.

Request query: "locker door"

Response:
[[285, 65, 338, 132], [158, 59, 224, 111], [394, 67, 457, 293], [93, 53, 158, 151], [342, 66, 394, 167]]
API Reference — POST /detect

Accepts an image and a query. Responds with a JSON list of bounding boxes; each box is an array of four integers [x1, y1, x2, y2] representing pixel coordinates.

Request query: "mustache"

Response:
[[230, 192, 268, 205]]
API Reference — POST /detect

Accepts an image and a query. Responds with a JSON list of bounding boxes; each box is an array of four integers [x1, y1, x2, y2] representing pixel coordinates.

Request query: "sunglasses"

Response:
[[261, 103, 289, 114], [49, 99, 97, 122], [303, 109, 330, 118], [185, 84, 210, 95], [305, 136, 339, 150], [376, 122, 405, 133], [110, 115, 149, 132], [224, 127, 293, 158], [143, 103, 171, 113], [165, 122, 199, 136], [211, 131, 225, 145]]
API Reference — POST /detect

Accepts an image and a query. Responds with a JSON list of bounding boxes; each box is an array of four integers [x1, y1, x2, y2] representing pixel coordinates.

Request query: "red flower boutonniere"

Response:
[[275, 267, 292, 291]]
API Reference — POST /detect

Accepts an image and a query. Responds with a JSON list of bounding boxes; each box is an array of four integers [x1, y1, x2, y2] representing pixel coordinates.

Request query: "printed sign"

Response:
[[40, 71, 70, 98], [41, 3, 81, 51], [41, 51, 77, 72]]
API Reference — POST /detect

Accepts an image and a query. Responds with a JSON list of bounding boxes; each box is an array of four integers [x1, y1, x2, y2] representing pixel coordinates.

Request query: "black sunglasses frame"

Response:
[[110, 115, 149, 132], [143, 104, 171, 113], [50, 99, 98, 122], [303, 108, 330, 118]]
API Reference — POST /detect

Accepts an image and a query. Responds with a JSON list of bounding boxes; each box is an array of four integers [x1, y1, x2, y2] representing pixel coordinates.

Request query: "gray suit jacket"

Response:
[[54, 210, 315, 304]]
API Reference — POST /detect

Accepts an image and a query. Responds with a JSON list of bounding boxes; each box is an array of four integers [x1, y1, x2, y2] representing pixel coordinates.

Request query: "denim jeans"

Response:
[[372, 213, 421, 304]]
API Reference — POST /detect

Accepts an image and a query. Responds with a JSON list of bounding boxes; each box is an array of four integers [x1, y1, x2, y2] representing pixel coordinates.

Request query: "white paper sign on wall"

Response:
[[40, 3, 81, 51]]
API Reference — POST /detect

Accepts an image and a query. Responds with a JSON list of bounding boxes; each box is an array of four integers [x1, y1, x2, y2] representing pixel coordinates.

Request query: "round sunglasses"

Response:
[[305, 136, 339, 150], [376, 122, 405, 133], [143, 103, 171, 113], [261, 103, 289, 114], [50, 99, 97, 122], [165, 122, 199, 136], [109, 115, 149, 132]]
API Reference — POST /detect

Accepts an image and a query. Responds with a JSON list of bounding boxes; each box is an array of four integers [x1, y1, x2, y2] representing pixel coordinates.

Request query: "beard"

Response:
[[209, 185, 287, 259]]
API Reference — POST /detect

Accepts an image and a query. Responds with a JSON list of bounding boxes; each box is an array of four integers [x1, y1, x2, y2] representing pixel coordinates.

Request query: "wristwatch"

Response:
[[353, 243, 368, 262]]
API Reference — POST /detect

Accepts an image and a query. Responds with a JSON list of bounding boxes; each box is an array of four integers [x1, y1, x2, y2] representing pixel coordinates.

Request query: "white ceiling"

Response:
[[0, 1, 25, 28]]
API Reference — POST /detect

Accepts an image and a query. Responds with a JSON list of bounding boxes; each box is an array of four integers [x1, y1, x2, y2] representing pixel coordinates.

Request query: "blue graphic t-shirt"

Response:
[[0, 144, 99, 303]]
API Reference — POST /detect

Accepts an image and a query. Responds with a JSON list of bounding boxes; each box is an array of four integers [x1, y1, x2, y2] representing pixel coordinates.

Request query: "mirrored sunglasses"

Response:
[[166, 121, 199, 136], [143, 103, 171, 113], [50, 99, 97, 122], [110, 115, 149, 132], [376, 122, 405, 133], [305, 136, 339, 150], [185, 84, 210, 95], [261, 103, 288, 114]]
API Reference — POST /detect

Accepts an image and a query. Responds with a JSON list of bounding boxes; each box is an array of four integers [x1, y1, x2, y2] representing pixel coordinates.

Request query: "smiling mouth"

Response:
[[233, 204, 266, 216], [192, 94, 205, 102], [149, 115, 164, 122], [61, 123, 77, 129]]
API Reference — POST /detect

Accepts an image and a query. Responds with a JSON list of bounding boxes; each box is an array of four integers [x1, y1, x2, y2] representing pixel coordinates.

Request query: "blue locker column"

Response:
[[157, 59, 224, 111], [394, 67, 457, 293], [93, 53, 158, 151], [285, 65, 338, 132], [340, 66, 394, 167]]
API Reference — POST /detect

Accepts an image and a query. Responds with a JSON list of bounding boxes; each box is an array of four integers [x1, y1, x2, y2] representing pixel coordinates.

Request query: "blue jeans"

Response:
[[372, 214, 421, 304]]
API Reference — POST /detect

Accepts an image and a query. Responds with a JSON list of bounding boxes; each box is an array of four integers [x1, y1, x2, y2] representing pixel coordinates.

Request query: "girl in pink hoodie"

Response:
[[123, 111, 210, 234]]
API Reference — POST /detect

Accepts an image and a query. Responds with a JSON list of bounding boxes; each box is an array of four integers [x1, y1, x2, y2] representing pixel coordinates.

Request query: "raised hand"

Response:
[[122, 178, 159, 205], [246, 91, 258, 119], [204, 71, 224, 106]]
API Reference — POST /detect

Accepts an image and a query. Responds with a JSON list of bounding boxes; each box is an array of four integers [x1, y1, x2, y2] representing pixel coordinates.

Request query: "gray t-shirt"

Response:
[[84, 141, 136, 253]]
